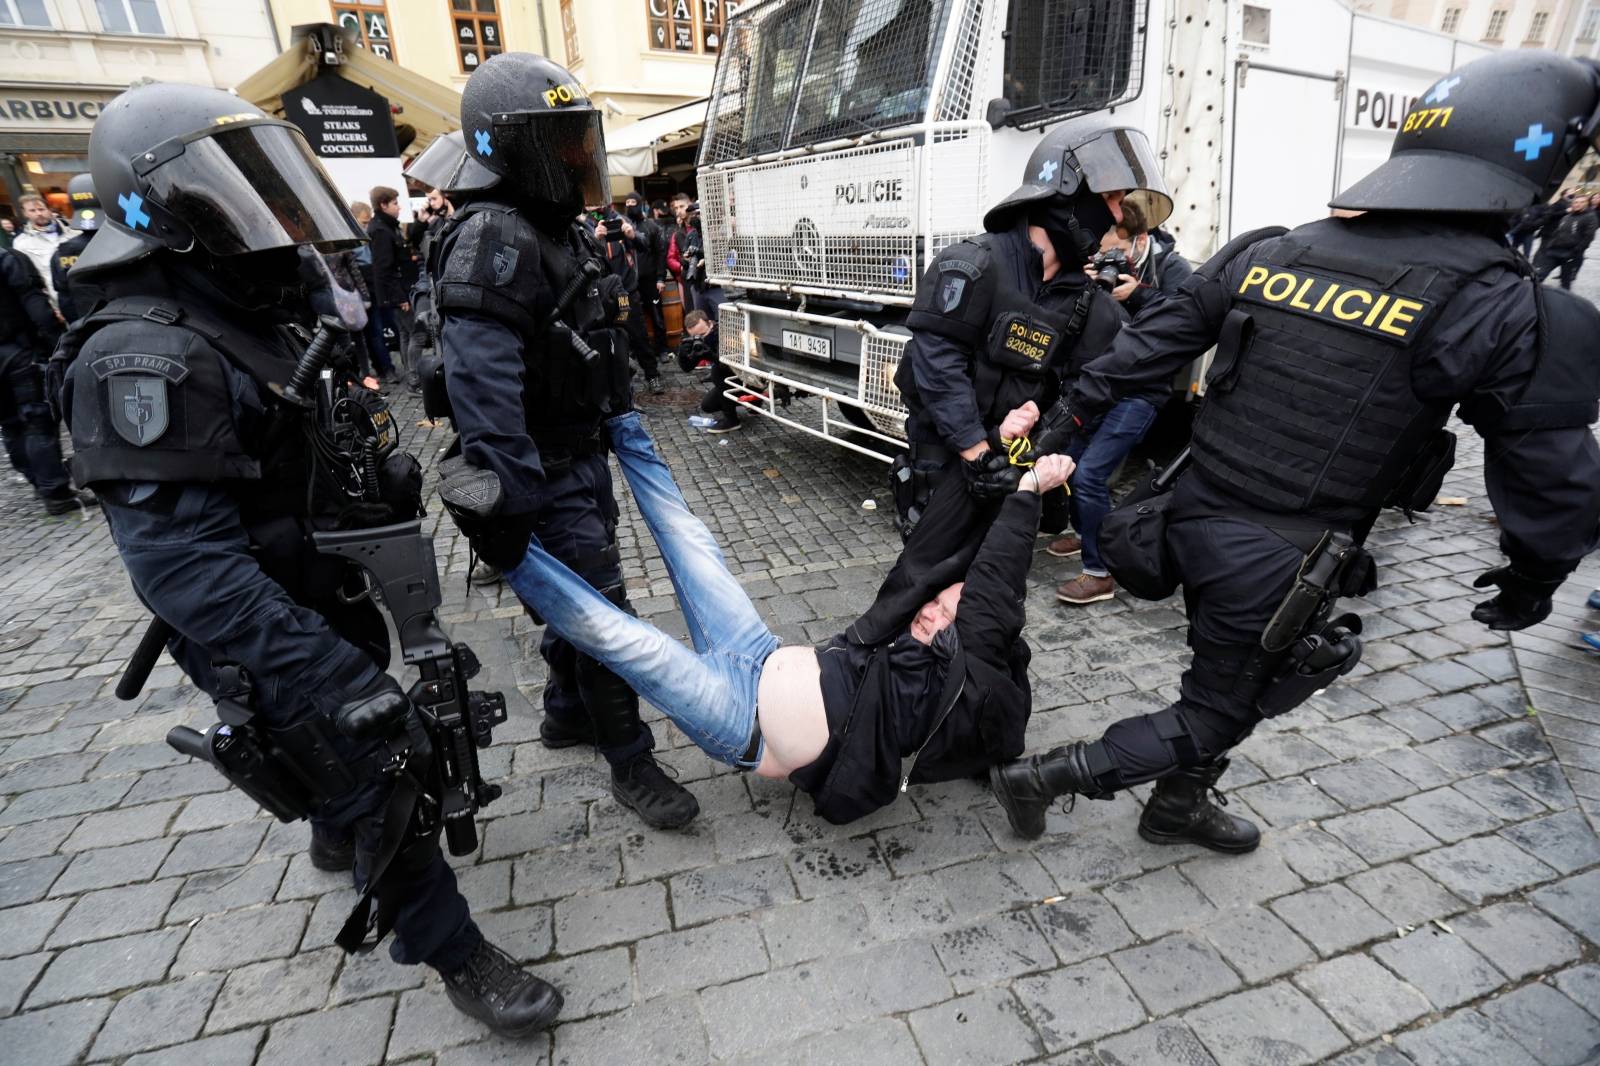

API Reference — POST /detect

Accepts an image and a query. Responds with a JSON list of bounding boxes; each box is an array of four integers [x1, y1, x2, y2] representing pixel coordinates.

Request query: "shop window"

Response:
[[1582, 6, 1600, 42], [333, 1, 397, 61], [1526, 10, 1549, 42], [1484, 8, 1507, 40], [96, 0, 164, 34], [451, 0, 503, 73], [0, 0, 51, 27], [1440, 6, 1461, 33], [648, 0, 739, 55], [561, 0, 580, 64]]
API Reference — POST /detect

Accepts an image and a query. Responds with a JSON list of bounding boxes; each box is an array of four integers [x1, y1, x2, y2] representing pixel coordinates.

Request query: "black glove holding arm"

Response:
[[438, 460, 538, 572], [962, 449, 1026, 499], [1470, 565, 1564, 631], [334, 672, 413, 740]]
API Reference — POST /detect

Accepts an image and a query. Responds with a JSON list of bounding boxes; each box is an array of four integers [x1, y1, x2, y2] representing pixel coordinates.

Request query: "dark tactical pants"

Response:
[[0, 343, 69, 496], [531, 451, 655, 766], [623, 291, 659, 382], [1097, 516, 1310, 784], [104, 496, 480, 972]]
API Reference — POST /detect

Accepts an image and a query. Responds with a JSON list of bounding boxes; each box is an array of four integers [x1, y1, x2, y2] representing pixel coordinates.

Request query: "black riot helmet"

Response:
[[985, 117, 1172, 268], [406, 130, 471, 193], [66, 173, 102, 232], [73, 82, 365, 278], [454, 52, 611, 217], [1332, 51, 1600, 214]]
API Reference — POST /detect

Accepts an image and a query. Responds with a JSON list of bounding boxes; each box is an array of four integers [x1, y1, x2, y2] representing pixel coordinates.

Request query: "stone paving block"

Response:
[[698, 966, 834, 1059], [1554, 962, 1600, 1018], [47, 877, 179, 947], [1104, 867, 1218, 939], [722, 1017, 922, 1066], [554, 881, 669, 953], [1271, 828, 1369, 884], [174, 901, 310, 972], [257, 996, 394, 1066], [206, 947, 342, 1030], [786, 836, 891, 899], [1095, 1019, 1219, 1066], [88, 973, 224, 1060], [1532, 868, 1600, 945], [1393, 786, 1503, 843], [1379, 705, 1454, 743], [1481, 983, 1600, 1066], [1033, 831, 1145, 893], [1269, 883, 1391, 957], [550, 992, 708, 1066], [0, 817, 78, 863], [1346, 861, 1467, 926], [389, 983, 505, 1059], [908, 987, 1045, 1066], [60, 801, 179, 853], [158, 821, 267, 878], [668, 855, 794, 928], [1292, 953, 1430, 1042], [1013, 957, 1146, 1052], [27, 926, 185, 1007], [933, 852, 1057, 922], [0, 951, 48, 1016], [120, 762, 230, 806], [50, 836, 174, 896], [123, 1027, 263, 1066], [1237, 733, 1338, 778], [0, 897, 70, 957], [0, 751, 100, 792], [1417, 733, 1520, 776], [482, 805, 590, 860], [456, 858, 513, 913], [620, 823, 718, 882], [1412, 834, 1558, 904], [1392, 1008, 1540, 1066], [1321, 807, 1441, 865], [0, 997, 114, 1066], [1233, 777, 1345, 828], [1454, 772, 1552, 822], [1110, 932, 1242, 1016], [855, 874, 953, 941], [1371, 928, 1504, 1010], [0, 855, 65, 907], [934, 910, 1056, 994], [1373, 747, 1457, 791], [1479, 719, 1556, 762], [165, 857, 287, 923], [435, 1031, 553, 1066], [875, 813, 995, 877], [168, 787, 265, 834], [511, 842, 622, 905], [1179, 848, 1305, 908], [756, 894, 872, 968], [1184, 982, 1349, 1066], [1201, 905, 1317, 983], [1500, 809, 1600, 875], [1455, 901, 1583, 980], [635, 917, 767, 1000], [471, 904, 555, 965], [1311, 758, 1420, 810], [1031, 890, 1138, 964], [820, 938, 953, 1024]]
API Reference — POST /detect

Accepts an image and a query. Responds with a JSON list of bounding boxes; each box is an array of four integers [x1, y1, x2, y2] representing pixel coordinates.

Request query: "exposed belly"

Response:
[[755, 645, 828, 773]]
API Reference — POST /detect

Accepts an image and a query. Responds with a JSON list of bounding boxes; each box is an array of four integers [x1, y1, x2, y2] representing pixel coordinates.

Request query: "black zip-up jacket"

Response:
[[366, 212, 413, 308], [790, 485, 1037, 824]]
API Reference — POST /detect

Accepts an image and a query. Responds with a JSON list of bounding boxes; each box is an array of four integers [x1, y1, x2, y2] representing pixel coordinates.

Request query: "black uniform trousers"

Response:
[[623, 292, 659, 382], [0, 341, 69, 496], [530, 451, 655, 766], [1096, 514, 1308, 784]]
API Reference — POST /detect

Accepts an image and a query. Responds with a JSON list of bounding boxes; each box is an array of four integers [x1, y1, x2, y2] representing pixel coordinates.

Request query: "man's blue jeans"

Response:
[[503, 412, 778, 769], [1068, 397, 1159, 576]]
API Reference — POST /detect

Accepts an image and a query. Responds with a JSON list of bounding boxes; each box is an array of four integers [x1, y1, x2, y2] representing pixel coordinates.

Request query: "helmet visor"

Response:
[[143, 123, 366, 256], [492, 109, 610, 210], [1071, 128, 1174, 228], [407, 131, 470, 193]]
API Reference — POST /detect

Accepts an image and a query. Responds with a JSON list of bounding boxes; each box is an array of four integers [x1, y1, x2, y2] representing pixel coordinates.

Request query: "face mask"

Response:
[[1029, 194, 1111, 269], [627, 204, 644, 221]]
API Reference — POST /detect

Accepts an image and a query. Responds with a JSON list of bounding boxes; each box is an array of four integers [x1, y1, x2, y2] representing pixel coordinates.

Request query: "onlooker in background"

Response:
[[0, 216, 15, 250], [1100, 202, 1194, 317], [1533, 194, 1598, 290], [665, 193, 694, 312], [595, 203, 662, 393], [624, 190, 669, 371], [1509, 192, 1569, 257], [0, 246, 94, 513], [347, 201, 379, 384], [681, 310, 741, 433], [683, 210, 723, 317], [13, 195, 67, 309], [365, 186, 411, 383]]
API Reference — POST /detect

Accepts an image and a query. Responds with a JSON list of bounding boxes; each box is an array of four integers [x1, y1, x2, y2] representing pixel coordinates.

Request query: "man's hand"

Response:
[[621, 220, 636, 239], [1110, 274, 1140, 302], [1471, 566, 1562, 631], [656, 280, 666, 292], [400, 302, 411, 313], [1020, 453, 1075, 495], [999, 401, 1040, 443], [962, 450, 1023, 499], [594, 221, 608, 239], [333, 675, 411, 740]]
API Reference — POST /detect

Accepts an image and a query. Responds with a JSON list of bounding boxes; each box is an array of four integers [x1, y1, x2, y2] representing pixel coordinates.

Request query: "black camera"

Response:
[[1091, 247, 1132, 289]]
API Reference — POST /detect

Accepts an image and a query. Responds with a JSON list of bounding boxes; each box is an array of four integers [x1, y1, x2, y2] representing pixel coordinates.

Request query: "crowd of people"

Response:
[[6, 43, 1598, 1047]]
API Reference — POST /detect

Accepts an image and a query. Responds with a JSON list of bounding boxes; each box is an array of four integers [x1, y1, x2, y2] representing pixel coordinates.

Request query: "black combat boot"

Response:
[[1137, 758, 1260, 854], [613, 752, 700, 830], [308, 825, 355, 873], [538, 714, 592, 749], [989, 742, 1111, 840], [442, 938, 563, 1037], [577, 654, 700, 830]]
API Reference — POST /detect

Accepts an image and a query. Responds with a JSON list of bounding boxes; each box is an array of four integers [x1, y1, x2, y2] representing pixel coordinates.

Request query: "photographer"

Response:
[[594, 202, 663, 393], [681, 310, 740, 433], [1091, 202, 1194, 317]]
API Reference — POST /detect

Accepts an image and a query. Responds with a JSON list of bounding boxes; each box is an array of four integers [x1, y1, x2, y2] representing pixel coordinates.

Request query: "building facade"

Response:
[[0, 0, 279, 216], [1352, 0, 1577, 50]]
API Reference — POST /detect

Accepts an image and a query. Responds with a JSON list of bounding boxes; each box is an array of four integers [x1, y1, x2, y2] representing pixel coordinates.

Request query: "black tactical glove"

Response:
[[472, 512, 539, 572], [334, 674, 411, 740], [1028, 398, 1086, 459], [962, 449, 1024, 500], [438, 461, 537, 571], [1471, 565, 1563, 631]]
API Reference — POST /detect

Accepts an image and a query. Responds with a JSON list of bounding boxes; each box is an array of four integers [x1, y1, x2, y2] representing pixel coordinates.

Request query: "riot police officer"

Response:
[[890, 117, 1172, 537], [58, 83, 560, 1037], [50, 173, 104, 324], [991, 51, 1600, 851], [433, 52, 700, 829]]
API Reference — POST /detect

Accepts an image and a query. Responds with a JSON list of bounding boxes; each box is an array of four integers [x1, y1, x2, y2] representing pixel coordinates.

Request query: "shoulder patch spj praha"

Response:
[[91, 352, 189, 447], [1235, 265, 1434, 343]]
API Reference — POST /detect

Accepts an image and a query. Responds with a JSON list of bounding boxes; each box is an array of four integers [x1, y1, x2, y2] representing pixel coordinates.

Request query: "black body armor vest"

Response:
[[1192, 219, 1518, 516]]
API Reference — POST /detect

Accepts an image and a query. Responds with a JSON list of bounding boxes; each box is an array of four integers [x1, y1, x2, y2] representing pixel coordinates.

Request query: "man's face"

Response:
[[674, 200, 689, 222], [23, 200, 51, 226], [1100, 227, 1133, 256], [381, 199, 400, 218], [687, 320, 713, 339], [910, 582, 963, 645], [426, 190, 447, 212]]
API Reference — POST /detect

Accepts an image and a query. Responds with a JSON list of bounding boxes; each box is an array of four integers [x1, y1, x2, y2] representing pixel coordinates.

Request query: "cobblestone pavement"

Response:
[[1, 339, 1598, 1066]]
